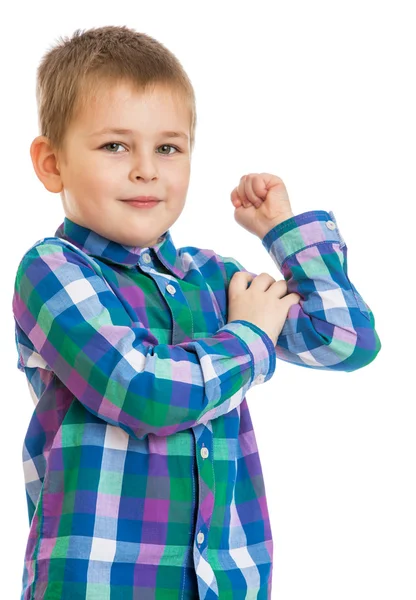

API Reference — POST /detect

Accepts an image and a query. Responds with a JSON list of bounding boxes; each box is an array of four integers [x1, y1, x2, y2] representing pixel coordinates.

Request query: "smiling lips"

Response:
[[122, 196, 162, 208], [124, 200, 160, 208]]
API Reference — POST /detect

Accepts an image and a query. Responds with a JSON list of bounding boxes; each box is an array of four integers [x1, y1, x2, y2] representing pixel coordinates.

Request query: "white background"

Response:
[[1, 1, 414, 598]]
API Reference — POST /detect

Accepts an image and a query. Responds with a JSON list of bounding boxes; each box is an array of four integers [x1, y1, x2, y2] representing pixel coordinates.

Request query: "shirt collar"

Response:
[[54, 216, 186, 279]]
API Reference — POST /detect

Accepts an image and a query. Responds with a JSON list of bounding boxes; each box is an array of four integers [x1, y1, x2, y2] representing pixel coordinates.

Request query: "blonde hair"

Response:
[[35, 25, 197, 159]]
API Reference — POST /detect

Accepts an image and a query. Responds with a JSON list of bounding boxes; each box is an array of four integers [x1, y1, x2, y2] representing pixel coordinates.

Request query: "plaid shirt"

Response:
[[12, 210, 381, 599]]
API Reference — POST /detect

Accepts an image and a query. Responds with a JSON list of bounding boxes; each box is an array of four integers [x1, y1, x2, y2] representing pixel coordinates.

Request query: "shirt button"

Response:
[[157, 236, 164, 243], [201, 447, 209, 459], [197, 531, 204, 544], [254, 373, 265, 384], [166, 284, 176, 295], [326, 220, 336, 230], [142, 253, 151, 263]]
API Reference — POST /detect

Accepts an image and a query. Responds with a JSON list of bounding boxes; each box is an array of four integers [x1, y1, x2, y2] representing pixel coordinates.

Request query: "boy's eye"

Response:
[[100, 142, 180, 155]]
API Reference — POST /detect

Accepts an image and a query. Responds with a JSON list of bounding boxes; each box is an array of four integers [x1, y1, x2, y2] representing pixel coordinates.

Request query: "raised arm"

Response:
[[219, 210, 381, 372]]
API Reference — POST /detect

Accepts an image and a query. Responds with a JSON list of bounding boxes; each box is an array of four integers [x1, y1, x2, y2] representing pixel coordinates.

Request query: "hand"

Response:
[[227, 271, 301, 345], [230, 173, 295, 239]]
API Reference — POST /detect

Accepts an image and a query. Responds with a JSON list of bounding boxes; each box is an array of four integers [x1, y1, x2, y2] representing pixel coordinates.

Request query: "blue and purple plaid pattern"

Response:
[[12, 210, 381, 599]]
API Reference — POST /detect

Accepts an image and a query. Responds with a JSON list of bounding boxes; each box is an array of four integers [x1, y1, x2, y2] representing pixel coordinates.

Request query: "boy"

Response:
[[12, 24, 381, 600]]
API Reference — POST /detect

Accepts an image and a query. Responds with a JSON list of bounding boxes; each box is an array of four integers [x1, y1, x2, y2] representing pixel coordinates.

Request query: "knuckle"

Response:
[[231, 271, 243, 280]]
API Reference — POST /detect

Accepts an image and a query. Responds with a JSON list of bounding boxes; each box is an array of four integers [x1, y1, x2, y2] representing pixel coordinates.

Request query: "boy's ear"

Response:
[[29, 135, 64, 194]]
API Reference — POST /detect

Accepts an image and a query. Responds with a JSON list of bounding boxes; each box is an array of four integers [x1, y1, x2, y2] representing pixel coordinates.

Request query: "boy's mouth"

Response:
[[122, 196, 162, 202], [123, 199, 161, 208]]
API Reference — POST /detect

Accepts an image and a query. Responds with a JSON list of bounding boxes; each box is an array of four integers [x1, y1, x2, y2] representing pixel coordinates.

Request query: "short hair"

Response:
[[34, 25, 197, 159]]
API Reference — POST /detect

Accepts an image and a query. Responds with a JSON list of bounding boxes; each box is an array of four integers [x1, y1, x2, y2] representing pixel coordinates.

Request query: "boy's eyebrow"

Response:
[[88, 127, 189, 140]]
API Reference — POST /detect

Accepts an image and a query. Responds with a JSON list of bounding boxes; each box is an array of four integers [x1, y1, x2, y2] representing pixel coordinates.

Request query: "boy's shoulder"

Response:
[[14, 235, 107, 285], [17, 235, 82, 262], [23, 235, 86, 253]]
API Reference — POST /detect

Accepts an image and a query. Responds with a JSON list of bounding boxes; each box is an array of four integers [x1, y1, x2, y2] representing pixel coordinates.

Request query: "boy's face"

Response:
[[38, 81, 192, 248]]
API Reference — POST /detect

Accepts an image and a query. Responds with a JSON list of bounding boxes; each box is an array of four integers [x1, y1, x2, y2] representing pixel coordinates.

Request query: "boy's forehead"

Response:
[[85, 81, 184, 111], [75, 82, 189, 133]]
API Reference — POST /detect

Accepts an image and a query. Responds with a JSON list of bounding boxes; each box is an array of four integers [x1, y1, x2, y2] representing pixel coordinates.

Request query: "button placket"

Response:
[[197, 531, 205, 545], [139, 250, 194, 344], [201, 446, 209, 459], [160, 280, 194, 344]]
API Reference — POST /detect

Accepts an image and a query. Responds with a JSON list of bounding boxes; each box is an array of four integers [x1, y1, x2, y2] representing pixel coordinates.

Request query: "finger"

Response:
[[228, 270, 256, 293], [248, 274, 287, 295], [245, 174, 263, 208], [282, 292, 302, 306], [268, 278, 289, 296], [231, 189, 242, 208], [238, 175, 251, 208], [236, 191, 247, 209]]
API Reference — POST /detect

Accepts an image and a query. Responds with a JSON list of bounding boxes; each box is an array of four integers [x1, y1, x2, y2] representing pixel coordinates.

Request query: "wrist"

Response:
[[259, 212, 295, 239]]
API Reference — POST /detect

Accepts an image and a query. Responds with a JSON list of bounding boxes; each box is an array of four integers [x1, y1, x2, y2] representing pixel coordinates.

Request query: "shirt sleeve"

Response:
[[218, 210, 381, 372], [12, 240, 276, 440]]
